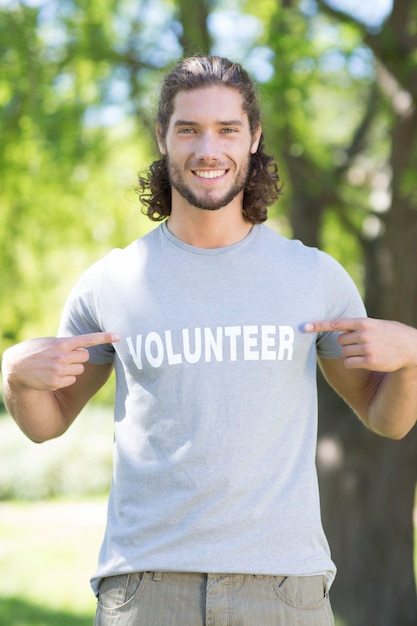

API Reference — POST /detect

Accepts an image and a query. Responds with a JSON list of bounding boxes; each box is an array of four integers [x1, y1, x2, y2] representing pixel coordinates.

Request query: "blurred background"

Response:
[[0, 0, 416, 624]]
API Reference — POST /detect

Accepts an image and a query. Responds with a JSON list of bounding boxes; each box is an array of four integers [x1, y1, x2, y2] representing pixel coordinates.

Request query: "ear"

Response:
[[156, 123, 166, 155], [250, 125, 262, 154]]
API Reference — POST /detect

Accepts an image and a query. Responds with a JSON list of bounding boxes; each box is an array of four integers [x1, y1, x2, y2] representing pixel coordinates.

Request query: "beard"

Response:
[[166, 155, 250, 211]]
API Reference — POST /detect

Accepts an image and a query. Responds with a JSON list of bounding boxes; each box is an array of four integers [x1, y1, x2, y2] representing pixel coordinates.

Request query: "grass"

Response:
[[0, 499, 106, 626], [0, 407, 111, 625], [0, 410, 416, 625], [0, 499, 416, 626], [0, 598, 93, 626]]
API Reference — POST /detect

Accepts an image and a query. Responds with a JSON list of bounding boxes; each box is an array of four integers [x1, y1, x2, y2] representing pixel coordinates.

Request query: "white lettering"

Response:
[[183, 328, 202, 364], [126, 335, 143, 369], [204, 327, 223, 362], [126, 324, 296, 370], [224, 326, 242, 361], [243, 325, 259, 360], [261, 325, 276, 360], [145, 332, 164, 368], [278, 325, 294, 360], [165, 330, 183, 365]]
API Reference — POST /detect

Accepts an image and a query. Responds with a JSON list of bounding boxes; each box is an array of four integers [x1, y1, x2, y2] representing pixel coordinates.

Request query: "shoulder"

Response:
[[257, 224, 336, 270]]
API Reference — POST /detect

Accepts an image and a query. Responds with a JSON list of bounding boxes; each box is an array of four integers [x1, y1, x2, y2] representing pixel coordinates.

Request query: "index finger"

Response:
[[62, 332, 121, 350], [304, 318, 366, 333]]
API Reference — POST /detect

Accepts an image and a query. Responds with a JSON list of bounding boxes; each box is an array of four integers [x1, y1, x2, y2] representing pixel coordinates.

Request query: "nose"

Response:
[[194, 131, 220, 163]]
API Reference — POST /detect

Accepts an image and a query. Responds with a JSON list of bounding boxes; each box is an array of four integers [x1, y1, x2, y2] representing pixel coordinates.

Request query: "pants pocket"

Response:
[[271, 575, 328, 609], [97, 572, 144, 611]]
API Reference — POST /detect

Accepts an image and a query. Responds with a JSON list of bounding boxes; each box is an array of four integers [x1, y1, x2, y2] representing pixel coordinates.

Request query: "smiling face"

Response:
[[157, 86, 261, 214]]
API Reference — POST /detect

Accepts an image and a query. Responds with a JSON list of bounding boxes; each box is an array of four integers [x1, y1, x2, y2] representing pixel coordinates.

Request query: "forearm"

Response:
[[2, 334, 116, 443], [3, 381, 73, 443], [367, 366, 417, 440], [314, 318, 417, 440]]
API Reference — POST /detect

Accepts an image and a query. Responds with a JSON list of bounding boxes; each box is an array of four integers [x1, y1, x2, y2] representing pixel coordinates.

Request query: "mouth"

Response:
[[192, 169, 228, 180]]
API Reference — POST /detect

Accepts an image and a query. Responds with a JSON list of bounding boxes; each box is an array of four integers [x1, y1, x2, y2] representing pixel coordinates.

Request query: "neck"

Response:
[[167, 194, 252, 249], [167, 210, 252, 248]]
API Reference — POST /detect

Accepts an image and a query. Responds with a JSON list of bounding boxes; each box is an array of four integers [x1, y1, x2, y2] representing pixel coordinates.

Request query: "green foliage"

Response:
[[0, 2, 159, 352], [0, 0, 393, 353], [258, 1, 394, 289], [1, 3, 416, 624], [265, 4, 376, 166], [0, 123, 154, 351]]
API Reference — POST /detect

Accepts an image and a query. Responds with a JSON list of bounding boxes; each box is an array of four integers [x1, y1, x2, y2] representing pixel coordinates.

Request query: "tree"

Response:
[[319, 4, 417, 625], [1, 1, 416, 622], [264, 1, 417, 623], [0, 0, 179, 352], [177, 0, 211, 55]]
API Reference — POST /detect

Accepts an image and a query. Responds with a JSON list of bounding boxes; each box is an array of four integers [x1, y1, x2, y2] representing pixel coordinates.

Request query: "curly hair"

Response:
[[137, 56, 282, 224]]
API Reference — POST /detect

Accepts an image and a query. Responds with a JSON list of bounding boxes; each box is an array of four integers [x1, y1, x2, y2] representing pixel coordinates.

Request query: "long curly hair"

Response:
[[138, 56, 282, 224]]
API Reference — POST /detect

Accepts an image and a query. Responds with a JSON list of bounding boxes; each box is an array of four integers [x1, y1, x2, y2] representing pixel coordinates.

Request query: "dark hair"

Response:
[[137, 56, 282, 223]]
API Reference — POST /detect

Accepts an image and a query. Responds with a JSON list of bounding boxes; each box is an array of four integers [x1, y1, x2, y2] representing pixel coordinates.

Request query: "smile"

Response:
[[193, 169, 227, 179]]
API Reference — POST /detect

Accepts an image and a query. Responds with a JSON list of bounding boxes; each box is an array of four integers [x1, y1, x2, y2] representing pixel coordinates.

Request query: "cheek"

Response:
[[165, 139, 190, 160]]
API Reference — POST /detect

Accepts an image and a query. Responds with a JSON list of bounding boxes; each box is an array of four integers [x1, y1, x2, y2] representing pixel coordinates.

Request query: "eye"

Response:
[[178, 128, 196, 134], [221, 127, 237, 134]]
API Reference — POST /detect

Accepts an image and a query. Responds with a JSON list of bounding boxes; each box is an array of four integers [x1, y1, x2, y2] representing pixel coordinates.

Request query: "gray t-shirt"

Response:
[[59, 222, 366, 594]]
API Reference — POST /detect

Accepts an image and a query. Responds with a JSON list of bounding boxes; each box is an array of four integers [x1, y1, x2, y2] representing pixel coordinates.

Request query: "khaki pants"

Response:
[[95, 571, 334, 626]]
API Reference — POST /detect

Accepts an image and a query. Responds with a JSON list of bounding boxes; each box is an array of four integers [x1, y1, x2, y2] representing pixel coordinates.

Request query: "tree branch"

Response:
[[315, 0, 417, 102], [336, 82, 380, 175]]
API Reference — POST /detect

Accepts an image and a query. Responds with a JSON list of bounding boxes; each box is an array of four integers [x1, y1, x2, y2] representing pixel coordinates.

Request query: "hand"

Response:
[[304, 317, 417, 372], [2, 332, 120, 392]]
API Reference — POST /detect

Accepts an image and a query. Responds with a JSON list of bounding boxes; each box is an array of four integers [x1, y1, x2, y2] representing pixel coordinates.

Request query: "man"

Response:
[[2, 56, 417, 626]]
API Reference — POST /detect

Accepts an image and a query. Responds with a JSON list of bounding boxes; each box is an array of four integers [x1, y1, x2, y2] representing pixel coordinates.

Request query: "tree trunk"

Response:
[[316, 108, 417, 626], [381, 113, 417, 324], [285, 1, 417, 622], [317, 375, 417, 626], [176, 0, 211, 56]]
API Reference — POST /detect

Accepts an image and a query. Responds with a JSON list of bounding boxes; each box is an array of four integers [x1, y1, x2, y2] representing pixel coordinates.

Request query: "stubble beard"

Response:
[[166, 155, 251, 212]]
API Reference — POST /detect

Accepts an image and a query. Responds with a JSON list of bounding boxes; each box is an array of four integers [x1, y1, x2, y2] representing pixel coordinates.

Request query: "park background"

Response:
[[0, 0, 416, 624]]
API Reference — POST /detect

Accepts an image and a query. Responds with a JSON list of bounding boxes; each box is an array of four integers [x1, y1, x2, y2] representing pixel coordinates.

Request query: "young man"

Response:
[[2, 56, 417, 626]]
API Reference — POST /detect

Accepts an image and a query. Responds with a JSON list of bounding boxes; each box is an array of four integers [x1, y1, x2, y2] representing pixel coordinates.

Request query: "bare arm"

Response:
[[2, 332, 120, 443], [305, 318, 417, 440]]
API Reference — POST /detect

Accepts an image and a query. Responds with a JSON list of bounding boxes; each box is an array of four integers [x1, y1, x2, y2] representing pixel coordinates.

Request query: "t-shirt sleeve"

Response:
[[316, 251, 367, 359], [58, 259, 115, 365]]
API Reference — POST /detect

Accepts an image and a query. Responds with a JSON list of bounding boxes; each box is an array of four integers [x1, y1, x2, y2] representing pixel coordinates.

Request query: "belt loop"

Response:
[[152, 572, 163, 582]]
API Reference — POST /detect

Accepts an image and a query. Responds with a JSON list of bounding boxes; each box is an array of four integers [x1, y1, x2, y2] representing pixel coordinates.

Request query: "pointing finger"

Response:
[[62, 332, 120, 351], [304, 318, 367, 333]]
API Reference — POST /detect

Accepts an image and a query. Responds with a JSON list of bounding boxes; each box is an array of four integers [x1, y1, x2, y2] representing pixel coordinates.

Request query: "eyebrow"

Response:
[[173, 119, 244, 127]]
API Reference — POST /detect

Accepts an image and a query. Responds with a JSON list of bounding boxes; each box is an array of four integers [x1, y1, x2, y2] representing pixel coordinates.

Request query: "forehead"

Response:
[[170, 85, 247, 125]]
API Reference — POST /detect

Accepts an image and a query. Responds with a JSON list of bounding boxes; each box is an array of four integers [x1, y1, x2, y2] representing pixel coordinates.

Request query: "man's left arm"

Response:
[[305, 318, 417, 440]]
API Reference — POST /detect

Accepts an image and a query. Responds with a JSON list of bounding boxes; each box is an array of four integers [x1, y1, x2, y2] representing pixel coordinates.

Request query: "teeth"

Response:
[[194, 170, 226, 179]]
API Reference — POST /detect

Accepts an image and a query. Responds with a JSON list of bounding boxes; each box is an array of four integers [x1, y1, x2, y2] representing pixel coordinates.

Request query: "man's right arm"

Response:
[[1, 332, 119, 443]]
